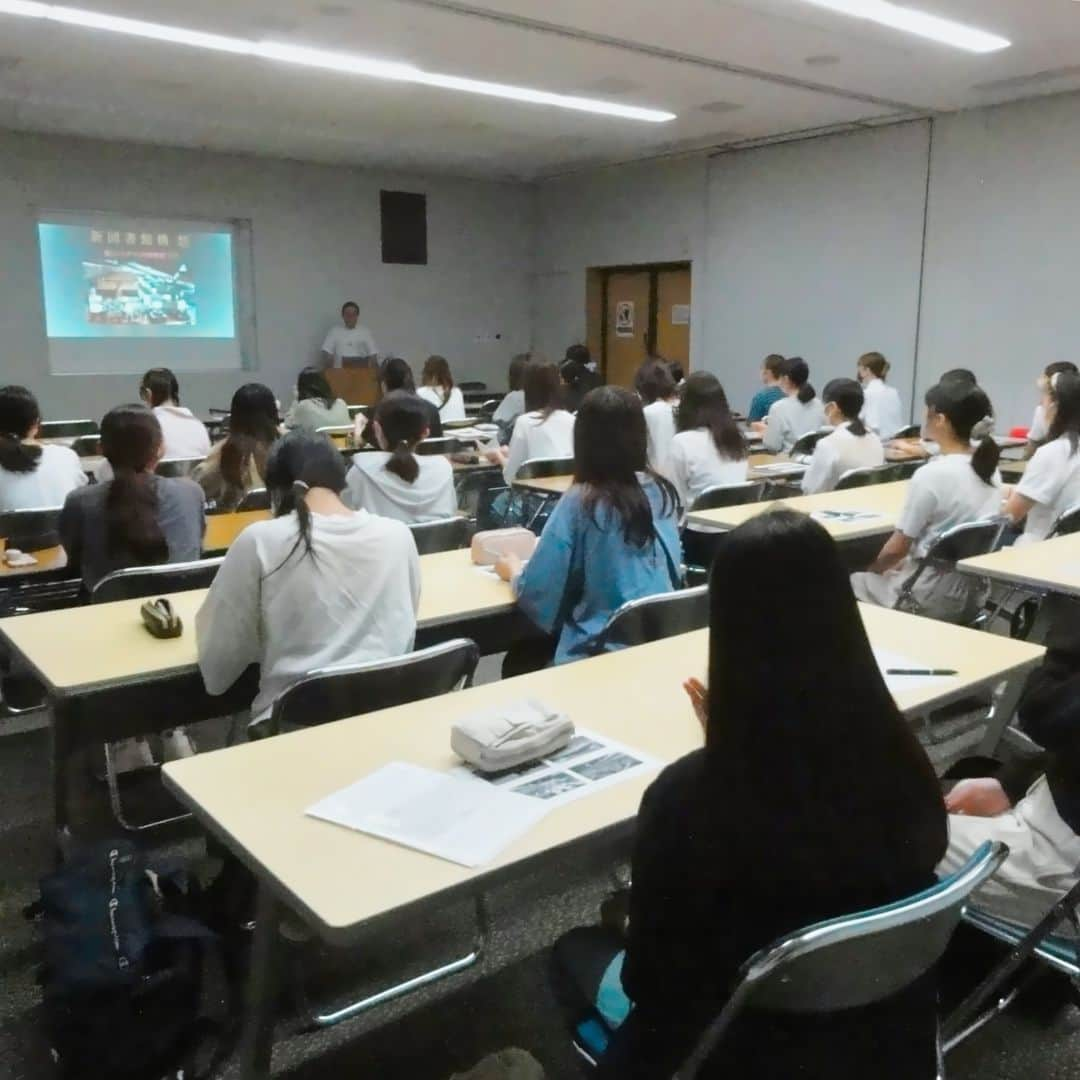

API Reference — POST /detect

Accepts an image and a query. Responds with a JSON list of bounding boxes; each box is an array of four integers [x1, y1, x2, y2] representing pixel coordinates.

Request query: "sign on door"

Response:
[[615, 300, 635, 338]]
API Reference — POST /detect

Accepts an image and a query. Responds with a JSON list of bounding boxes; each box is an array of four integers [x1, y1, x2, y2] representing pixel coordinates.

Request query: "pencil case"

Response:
[[140, 598, 183, 639], [451, 699, 574, 773], [470, 528, 537, 566]]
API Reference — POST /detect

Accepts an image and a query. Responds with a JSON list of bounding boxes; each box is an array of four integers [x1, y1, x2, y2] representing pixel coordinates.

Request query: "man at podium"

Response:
[[320, 301, 378, 368]]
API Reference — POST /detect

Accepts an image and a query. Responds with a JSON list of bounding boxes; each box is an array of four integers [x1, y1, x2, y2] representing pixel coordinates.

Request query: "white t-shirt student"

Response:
[[196, 509, 420, 721], [417, 386, 467, 423], [801, 423, 886, 495], [643, 400, 677, 476], [0, 444, 87, 513], [344, 453, 457, 524], [153, 404, 211, 460], [1029, 403, 1049, 444], [322, 324, 378, 366], [860, 379, 905, 439], [667, 429, 748, 510], [502, 409, 576, 485], [762, 395, 827, 454], [1015, 436, 1080, 545], [492, 390, 525, 425]]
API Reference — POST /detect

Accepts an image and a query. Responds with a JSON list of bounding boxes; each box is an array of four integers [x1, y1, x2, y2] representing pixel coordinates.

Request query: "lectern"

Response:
[[325, 365, 380, 407]]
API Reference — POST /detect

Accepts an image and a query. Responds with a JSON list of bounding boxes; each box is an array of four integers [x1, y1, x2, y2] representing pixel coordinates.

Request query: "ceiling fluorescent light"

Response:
[[800, 0, 1010, 53], [0, 1, 676, 121]]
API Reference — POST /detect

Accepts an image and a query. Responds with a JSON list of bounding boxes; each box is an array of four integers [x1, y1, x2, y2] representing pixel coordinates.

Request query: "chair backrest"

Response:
[[597, 586, 709, 651], [674, 841, 1009, 1080], [346, 405, 369, 419], [236, 487, 271, 512], [835, 464, 902, 491], [459, 381, 487, 392], [891, 459, 927, 481], [91, 557, 224, 604], [315, 425, 355, 437], [0, 507, 63, 551], [1052, 502, 1080, 538], [70, 434, 101, 457], [416, 437, 468, 456], [690, 481, 766, 512], [514, 457, 574, 481], [892, 424, 922, 440], [265, 638, 480, 737], [155, 457, 206, 479], [37, 419, 98, 439], [790, 430, 828, 459], [408, 516, 469, 554], [925, 518, 1005, 565]]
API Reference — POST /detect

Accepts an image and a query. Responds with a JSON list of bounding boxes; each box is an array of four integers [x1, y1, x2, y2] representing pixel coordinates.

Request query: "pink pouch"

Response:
[[470, 528, 537, 565]]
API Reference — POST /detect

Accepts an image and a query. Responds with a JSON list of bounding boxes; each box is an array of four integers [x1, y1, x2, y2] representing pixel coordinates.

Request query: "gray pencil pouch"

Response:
[[451, 699, 574, 773]]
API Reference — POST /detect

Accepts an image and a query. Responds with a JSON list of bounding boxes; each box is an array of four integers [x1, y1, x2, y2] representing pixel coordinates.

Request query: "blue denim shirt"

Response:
[[514, 480, 682, 664]]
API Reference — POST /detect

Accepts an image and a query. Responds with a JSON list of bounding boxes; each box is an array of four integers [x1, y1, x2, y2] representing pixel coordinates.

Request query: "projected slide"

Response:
[[38, 220, 236, 339]]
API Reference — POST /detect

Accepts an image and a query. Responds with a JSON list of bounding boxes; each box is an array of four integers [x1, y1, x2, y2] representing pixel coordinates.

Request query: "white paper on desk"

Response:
[[874, 648, 957, 696], [811, 509, 883, 524], [305, 761, 548, 868], [753, 462, 807, 476]]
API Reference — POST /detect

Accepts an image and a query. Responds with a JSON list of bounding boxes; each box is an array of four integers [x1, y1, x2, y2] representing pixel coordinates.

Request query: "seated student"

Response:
[[373, 357, 443, 439], [755, 357, 826, 454], [856, 351, 905, 439], [801, 378, 885, 495], [492, 353, 530, 427], [139, 368, 211, 460], [851, 379, 1001, 624], [942, 592, 1080, 931], [499, 360, 576, 485], [495, 386, 681, 664], [343, 391, 457, 523], [418, 355, 467, 422], [560, 345, 602, 413], [635, 359, 679, 476], [283, 367, 351, 433], [196, 432, 420, 727], [746, 353, 786, 423], [667, 361, 685, 389], [0, 385, 87, 513], [1028, 361, 1079, 449], [666, 372, 747, 510], [194, 383, 279, 510], [554, 510, 946, 1079], [1006, 370, 1080, 545]]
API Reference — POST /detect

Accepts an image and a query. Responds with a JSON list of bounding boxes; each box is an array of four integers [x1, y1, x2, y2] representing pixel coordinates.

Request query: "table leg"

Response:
[[51, 697, 72, 860], [976, 674, 1030, 758], [239, 882, 282, 1080]]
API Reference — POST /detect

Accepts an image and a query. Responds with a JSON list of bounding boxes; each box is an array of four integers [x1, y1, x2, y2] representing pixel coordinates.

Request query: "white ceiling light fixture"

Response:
[[798, 0, 1010, 54], [0, 0, 676, 122]]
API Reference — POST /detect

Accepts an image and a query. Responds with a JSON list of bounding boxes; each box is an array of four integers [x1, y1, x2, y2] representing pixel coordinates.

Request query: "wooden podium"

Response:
[[325, 365, 380, 407]]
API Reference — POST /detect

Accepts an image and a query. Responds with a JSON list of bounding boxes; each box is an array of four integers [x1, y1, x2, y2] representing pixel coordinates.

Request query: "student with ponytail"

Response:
[[856, 351, 905, 438], [344, 391, 456, 523], [197, 431, 420, 726], [801, 378, 885, 495], [0, 385, 87, 513], [756, 356, 826, 454], [852, 379, 1001, 623]]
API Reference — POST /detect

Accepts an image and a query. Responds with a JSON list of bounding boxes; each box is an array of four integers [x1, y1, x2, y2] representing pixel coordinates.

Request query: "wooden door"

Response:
[[604, 271, 652, 389], [655, 267, 691, 370]]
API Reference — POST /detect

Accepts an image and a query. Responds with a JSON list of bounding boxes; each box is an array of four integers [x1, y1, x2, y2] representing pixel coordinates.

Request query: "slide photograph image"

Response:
[[84, 256, 197, 328]]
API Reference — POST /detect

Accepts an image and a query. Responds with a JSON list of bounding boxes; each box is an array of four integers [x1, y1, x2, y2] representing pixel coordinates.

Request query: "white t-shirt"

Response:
[[1016, 435, 1080, 545], [0, 443, 88, 513], [643, 400, 677, 476], [503, 410, 576, 484], [762, 395, 827, 454], [492, 390, 525, 425], [196, 509, 420, 720], [801, 423, 886, 495], [667, 428, 748, 510], [321, 324, 378, 365], [1029, 404, 1048, 444], [154, 405, 211, 460], [344, 451, 457, 524], [860, 378, 905, 439], [417, 386, 466, 423]]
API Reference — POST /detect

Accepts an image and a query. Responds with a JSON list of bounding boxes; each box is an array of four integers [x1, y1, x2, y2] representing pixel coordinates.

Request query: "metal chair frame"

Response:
[[155, 457, 206, 479], [835, 464, 904, 490], [408, 516, 470, 554], [595, 586, 708, 651], [689, 481, 766, 513], [37, 419, 98, 438], [69, 434, 101, 457], [416, 437, 472, 456], [235, 487, 271, 512], [893, 424, 923, 441], [315, 425, 355, 437], [514, 457, 574, 482], [789, 429, 829, 461]]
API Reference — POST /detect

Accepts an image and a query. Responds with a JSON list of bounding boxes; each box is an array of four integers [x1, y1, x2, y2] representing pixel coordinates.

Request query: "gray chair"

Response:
[[417, 437, 472, 456], [835, 464, 903, 490], [790, 430, 829, 461], [1052, 502, 1080, 538], [515, 457, 574, 482], [346, 405, 369, 419], [595, 586, 708, 651], [315, 425, 354, 438], [459, 381, 488, 393], [155, 457, 206, 479], [409, 516, 469, 554], [37, 419, 98, 439], [892, 458, 928, 480], [478, 398, 500, 421], [235, 487, 271, 512], [91, 558, 224, 832], [690, 481, 766, 512], [0, 507, 63, 551], [70, 434, 101, 457], [893, 424, 922, 440], [671, 842, 1008, 1080]]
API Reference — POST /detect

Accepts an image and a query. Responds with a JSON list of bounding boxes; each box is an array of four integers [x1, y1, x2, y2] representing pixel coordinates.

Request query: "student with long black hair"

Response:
[[284, 366, 351, 433], [554, 510, 947, 1079], [852, 379, 1001, 623], [1027, 361, 1079, 448], [0, 385, 87, 512], [196, 432, 420, 726], [344, 391, 456, 523], [634, 359, 679, 475], [492, 353, 531, 427], [666, 372, 747, 510], [375, 357, 443, 438], [801, 378, 885, 495], [495, 386, 681, 664], [756, 356, 826, 454], [1006, 370, 1080, 544], [194, 383, 280, 510], [418, 355, 467, 422], [498, 360, 575, 484]]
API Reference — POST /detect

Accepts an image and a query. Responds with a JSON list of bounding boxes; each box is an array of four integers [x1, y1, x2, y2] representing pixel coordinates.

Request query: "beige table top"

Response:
[[959, 531, 1080, 598], [514, 474, 572, 495], [0, 549, 514, 694], [1000, 459, 1027, 479], [161, 602, 1043, 940], [687, 481, 909, 541]]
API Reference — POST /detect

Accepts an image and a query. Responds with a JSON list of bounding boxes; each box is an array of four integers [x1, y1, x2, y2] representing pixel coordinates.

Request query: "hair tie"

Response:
[[1051, 371, 1062, 391], [292, 480, 310, 493]]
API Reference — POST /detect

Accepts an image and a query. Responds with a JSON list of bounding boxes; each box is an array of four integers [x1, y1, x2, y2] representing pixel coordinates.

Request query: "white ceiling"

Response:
[[1, 0, 1079, 179]]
